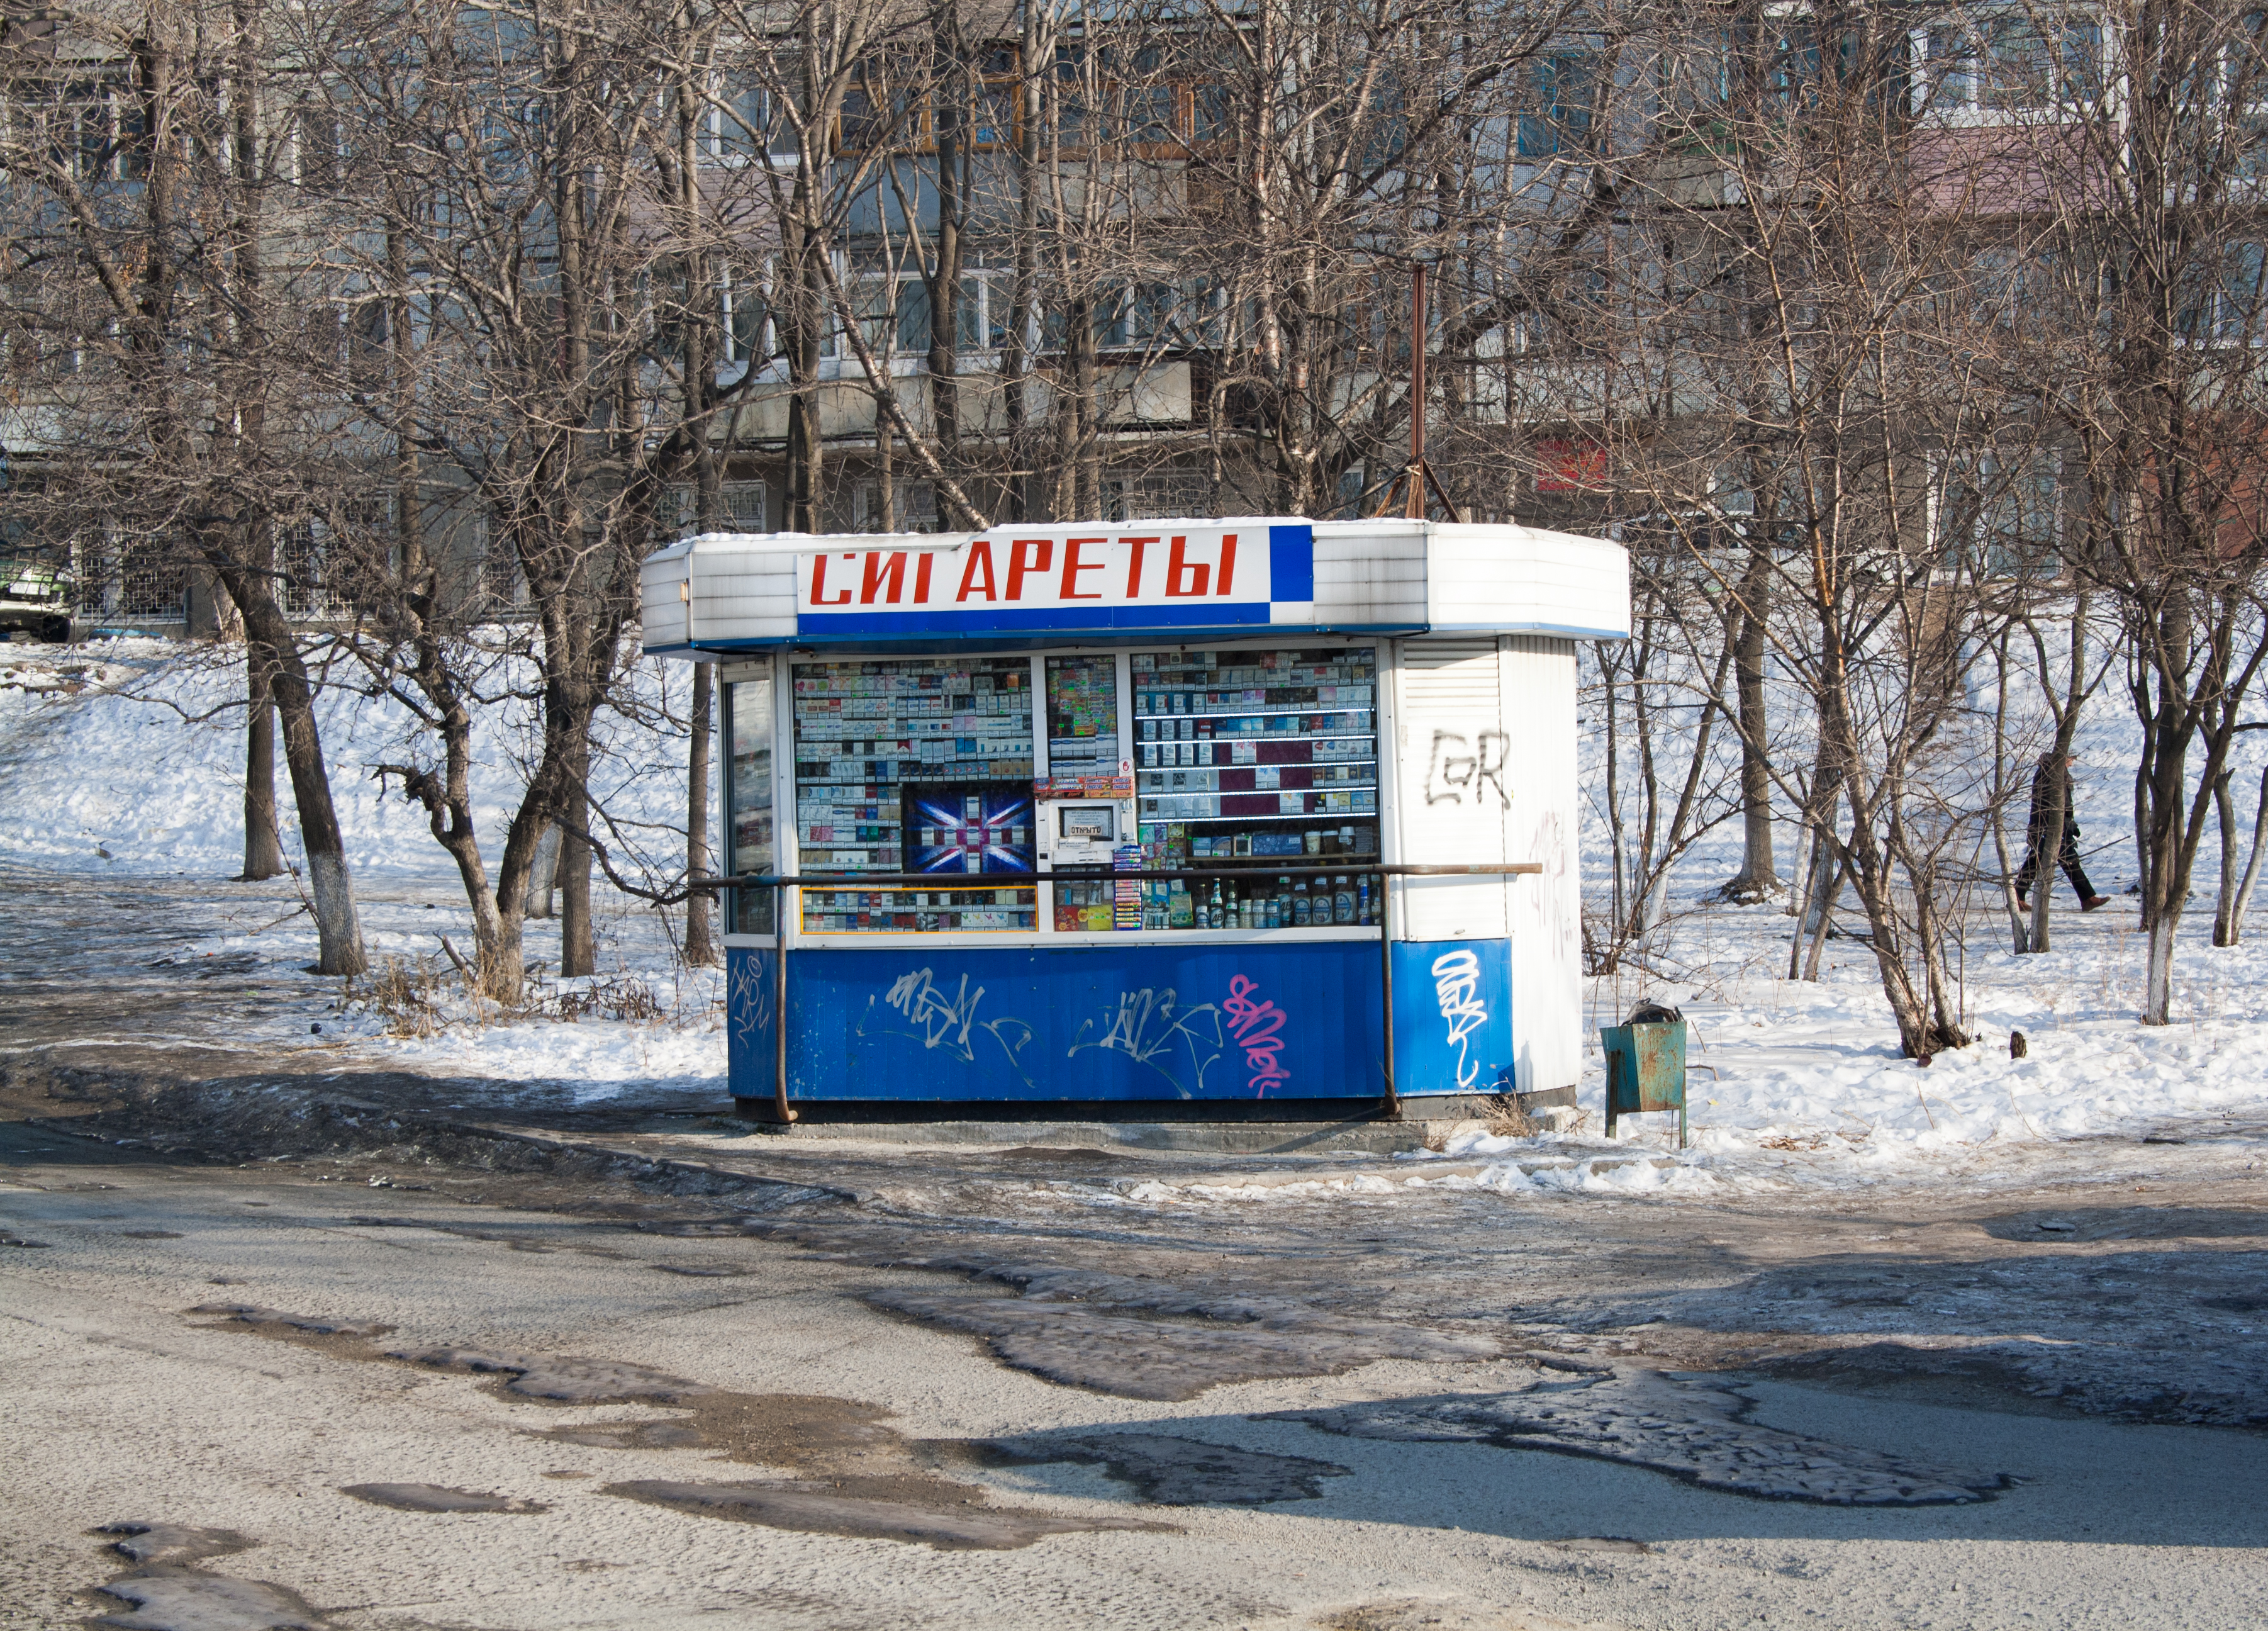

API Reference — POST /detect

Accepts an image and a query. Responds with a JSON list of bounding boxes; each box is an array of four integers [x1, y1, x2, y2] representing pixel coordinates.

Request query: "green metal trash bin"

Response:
[[1599, 1005, 1687, 1148]]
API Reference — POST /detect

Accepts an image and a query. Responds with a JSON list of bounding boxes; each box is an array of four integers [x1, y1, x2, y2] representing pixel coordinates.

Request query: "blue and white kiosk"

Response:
[[639, 518, 1629, 1121]]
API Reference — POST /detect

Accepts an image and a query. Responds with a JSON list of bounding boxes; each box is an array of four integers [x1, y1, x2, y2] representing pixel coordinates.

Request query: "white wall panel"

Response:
[[1500, 634, 1582, 1095]]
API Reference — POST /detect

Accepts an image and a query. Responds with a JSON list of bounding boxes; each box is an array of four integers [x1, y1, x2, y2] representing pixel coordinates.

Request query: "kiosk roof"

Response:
[[641, 517, 1629, 656]]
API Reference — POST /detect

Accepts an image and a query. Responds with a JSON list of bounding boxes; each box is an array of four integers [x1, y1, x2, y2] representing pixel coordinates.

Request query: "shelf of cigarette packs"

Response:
[[791, 655, 1037, 933], [1131, 646, 1381, 932]]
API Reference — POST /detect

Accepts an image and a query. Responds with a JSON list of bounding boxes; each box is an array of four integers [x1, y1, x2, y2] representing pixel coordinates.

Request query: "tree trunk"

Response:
[[783, 215, 825, 532], [1800, 853, 1846, 982], [559, 749, 595, 977], [527, 821, 561, 919], [2028, 766, 2065, 956], [2229, 766, 2268, 945], [684, 661, 718, 965], [1789, 765, 1843, 980], [1721, 542, 1777, 900], [222, 569, 365, 975], [1002, 0, 1042, 524], [2213, 770, 2239, 946], [925, 0, 964, 458], [240, 643, 285, 881], [1987, 634, 2028, 952], [2145, 913, 2177, 1025]]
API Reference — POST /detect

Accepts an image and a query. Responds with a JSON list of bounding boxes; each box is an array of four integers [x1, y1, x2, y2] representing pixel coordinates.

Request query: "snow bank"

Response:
[[0, 637, 696, 882]]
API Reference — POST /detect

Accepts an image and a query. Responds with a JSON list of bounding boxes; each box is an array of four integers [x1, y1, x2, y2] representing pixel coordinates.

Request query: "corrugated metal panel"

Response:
[[640, 547, 690, 647], [1313, 530, 1427, 626]]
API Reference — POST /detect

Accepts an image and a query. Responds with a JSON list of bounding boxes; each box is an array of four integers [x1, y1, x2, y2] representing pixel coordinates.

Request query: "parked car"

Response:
[[0, 557, 77, 643]]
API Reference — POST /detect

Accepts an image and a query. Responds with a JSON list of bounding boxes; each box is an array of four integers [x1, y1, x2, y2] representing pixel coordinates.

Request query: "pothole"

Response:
[[966, 1432, 1349, 1505], [186, 1306, 1180, 1550], [1266, 1364, 2009, 1505], [340, 1484, 548, 1515], [86, 1524, 328, 1631]]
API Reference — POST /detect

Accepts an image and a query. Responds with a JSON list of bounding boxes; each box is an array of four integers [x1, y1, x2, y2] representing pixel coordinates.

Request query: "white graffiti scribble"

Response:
[[1431, 949, 1489, 1089], [854, 966, 1039, 1083], [1070, 987, 1222, 1099], [729, 954, 774, 1054], [982, 1015, 1039, 1086], [871, 967, 988, 1061]]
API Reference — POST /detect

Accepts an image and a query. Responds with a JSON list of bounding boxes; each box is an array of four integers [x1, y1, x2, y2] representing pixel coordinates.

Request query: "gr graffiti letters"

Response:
[[1424, 728, 1511, 807], [878, 966, 988, 1056], [1431, 948, 1490, 1089]]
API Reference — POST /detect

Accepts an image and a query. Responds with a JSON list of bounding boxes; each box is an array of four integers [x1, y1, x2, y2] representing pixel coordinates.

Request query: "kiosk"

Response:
[[639, 518, 1629, 1119]]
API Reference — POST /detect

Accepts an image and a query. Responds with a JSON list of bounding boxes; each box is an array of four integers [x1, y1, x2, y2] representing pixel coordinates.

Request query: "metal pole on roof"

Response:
[[1378, 259, 1461, 524], [1407, 262, 1427, 522]]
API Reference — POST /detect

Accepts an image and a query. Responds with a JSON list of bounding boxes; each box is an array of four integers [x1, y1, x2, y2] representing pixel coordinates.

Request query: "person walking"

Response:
[[2016, 750, 2109, 911]]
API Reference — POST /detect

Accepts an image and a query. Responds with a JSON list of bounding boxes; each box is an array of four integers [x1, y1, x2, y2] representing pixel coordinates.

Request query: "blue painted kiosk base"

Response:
[[725, 936, 1517, 1118]]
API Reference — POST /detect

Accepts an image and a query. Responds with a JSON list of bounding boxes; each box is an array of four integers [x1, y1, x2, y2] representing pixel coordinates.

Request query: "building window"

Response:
[[722, 272, 770, 364], [2180, 240, 2265, 345], [1919, 8, 2103, 118], [672, 481, 769, 535], [70, 527, 185, 624], [1518, 53, 1595, 158], [1937, 450, 2062, 576], [277, 521, 353, 621], [852, 480, 936, 532]]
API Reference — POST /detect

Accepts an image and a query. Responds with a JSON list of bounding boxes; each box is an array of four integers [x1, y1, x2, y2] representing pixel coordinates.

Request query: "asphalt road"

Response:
[[5, 868, 2267, 1629]]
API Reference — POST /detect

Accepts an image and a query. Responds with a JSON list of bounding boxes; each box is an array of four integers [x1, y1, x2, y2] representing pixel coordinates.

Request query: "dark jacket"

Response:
[[2028, 756, 2079, 839]]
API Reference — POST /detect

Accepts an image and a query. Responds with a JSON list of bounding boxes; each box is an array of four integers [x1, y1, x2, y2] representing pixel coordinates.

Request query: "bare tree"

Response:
[[0, 0, 367, 970], [2015, 0, 2268, 1021]]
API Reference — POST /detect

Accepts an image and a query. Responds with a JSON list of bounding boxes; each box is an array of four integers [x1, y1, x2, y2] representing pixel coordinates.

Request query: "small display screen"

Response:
[[902, 780, 1036, 875], [1059, 805, 1115, 843]]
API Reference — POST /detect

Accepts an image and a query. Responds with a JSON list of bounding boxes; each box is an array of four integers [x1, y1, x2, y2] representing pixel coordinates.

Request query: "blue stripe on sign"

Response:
[[1269, 524, 1315, 602], [798, 602, 1273, 637]]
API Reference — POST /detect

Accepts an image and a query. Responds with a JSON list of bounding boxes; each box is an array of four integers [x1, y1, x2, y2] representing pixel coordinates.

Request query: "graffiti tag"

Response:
[[1070, 987, 1222, 1099], [859, 965, 1040, 1083], [729, 954, 774, 1054], [1424, 728, 1511, 807], [1431, 948, 1490, 1089], [1221, 973, 1293, 1096], [873, 967, 987, 1060]]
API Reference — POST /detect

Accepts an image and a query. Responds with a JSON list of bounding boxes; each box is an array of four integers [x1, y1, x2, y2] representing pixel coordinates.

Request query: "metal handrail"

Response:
[[697, 861, 1541, 1124], [691, 862, 1541, 888]]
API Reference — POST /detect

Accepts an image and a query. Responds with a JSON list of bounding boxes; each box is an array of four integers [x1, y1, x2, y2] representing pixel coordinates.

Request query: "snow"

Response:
[[0, 635, 696, 880], [1, 636, 723, 1102], [6, 632, 2268, 1163]]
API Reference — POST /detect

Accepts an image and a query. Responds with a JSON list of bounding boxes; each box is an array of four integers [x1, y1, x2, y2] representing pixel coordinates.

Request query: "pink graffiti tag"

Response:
[[1222, 973, 1293, 1095]]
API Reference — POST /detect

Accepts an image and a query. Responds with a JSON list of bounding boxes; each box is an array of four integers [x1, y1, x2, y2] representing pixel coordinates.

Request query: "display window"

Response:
[[733, 641, 1381, 941], [1043, 653, 1122, 780], [790, 655, 1037, 932], [723, 659, 776, 934], [1041, 653, 1133, 932], [1132, 645, 1380, 932]]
